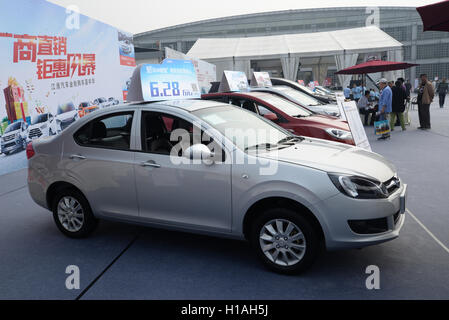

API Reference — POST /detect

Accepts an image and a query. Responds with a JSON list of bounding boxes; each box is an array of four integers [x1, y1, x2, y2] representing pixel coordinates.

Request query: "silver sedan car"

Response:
[[27, 100, 407, 274]]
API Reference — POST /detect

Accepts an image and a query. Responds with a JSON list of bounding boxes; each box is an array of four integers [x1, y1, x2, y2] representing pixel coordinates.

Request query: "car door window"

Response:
[[141, 111, 225, 162], [74, 112, 134, 150]]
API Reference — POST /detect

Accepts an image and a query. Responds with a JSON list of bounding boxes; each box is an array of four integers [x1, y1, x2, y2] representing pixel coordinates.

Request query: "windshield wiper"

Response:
[[293, 114, 309, 118], [277, 136, 304, 145], [245, 143, 277, 152]]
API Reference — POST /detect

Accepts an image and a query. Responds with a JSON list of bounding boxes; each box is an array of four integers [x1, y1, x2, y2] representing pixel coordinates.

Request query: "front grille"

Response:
[[384, 176, 401, 196], [349, 218, 389, 235], [3, 135, 14, 142], [29, 128, 43, 139], [3, 142, 16, 148]]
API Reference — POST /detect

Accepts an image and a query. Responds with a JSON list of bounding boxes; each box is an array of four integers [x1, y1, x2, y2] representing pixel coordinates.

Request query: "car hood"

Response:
[[260, 138, 396, 182], [29, 122, 48, 130], [304, 114, 349, 131]]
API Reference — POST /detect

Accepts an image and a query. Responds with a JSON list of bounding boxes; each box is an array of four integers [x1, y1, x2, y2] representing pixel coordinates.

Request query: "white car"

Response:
[[93, 97, 115, 109], [49, 102, 79, 135], [28, 100, 407, 274], [1, 121, 29, 155], [27, 113, 54, 142]]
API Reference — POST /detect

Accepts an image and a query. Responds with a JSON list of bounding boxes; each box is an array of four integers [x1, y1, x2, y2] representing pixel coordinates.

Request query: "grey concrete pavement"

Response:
[[0, 149, 27, 177], [0, 102, 448, 300]]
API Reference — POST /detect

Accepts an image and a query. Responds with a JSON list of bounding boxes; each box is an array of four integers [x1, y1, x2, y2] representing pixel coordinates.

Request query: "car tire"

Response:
[[51, 188, 98, 239], [250, 208, 320, 275]]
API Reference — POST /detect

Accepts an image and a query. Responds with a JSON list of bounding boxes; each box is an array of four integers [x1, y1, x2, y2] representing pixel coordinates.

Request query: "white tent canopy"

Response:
[[187, 26, 403, 86]]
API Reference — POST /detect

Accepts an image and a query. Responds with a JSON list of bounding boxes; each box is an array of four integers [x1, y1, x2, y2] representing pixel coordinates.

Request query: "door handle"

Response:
[[70, 154, 86, 160], [141, 161, 161, 168]]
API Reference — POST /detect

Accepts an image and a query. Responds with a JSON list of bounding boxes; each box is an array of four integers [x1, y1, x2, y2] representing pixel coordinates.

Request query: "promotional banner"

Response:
[[140, 59, 201, 101], [250, 72, 272, 88], [165, 47, 216, 94], [0, 0, 136, 175], [337, 99, 372, 151], [218, 71, 249, 93]]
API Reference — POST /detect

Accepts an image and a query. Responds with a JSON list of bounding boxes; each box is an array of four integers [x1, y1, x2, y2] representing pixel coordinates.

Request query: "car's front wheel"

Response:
[[251, 208, 320, 274], [52, 189, 98, 238]]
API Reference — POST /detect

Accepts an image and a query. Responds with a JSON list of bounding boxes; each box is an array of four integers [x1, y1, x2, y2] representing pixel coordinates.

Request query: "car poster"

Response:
[[337, 99, 372, 151], [0, 0, 136, 175], [218, 71, 249, 93], [139, 59, 201, 102], [250, 72, 273, 88]]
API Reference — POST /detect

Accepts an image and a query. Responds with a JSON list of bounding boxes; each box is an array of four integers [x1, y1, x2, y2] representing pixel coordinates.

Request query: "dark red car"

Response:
[[202, 91, 355, 145]]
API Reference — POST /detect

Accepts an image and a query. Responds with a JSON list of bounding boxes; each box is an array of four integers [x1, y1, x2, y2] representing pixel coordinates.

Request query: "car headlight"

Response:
[[329, 174, 389, 199], [325, 128, 353, 141], [56, 119, 61, 124], [41, 124, 47, 130]]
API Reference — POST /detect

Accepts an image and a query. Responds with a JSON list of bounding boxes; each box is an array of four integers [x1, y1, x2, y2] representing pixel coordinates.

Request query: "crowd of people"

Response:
[[343, 74, 447, 140]]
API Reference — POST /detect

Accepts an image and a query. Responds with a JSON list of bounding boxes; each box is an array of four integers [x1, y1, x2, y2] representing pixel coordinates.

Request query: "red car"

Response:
[[202, 92, 355, 145]]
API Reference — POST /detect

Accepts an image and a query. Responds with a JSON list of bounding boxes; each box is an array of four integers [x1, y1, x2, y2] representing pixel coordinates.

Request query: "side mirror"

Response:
[[184, 144, 215, 166], [264, 112, 279, 122]]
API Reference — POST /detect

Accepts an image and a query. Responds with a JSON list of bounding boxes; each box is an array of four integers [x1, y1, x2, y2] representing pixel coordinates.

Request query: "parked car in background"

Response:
[[202, 91, 354, 145], [271, 78, 336, 104], [78, 102, 99, 118], [27, 113, 54, 141], [93, 97, 114, 109], [49, 102, 78, 135], [252, 86, 341, 117], [27, 100, 406, 274], [1, 121, 29, 155]]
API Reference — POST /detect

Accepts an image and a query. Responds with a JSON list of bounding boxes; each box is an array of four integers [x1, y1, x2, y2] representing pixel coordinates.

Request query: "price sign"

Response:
[[140, 59, 201, 101]]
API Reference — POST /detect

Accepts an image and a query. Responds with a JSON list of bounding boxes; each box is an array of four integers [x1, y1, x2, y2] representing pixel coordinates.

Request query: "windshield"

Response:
[[194, 105, 293, 152], [273, 86, 322, 107], [57, 102, 75, 115], [255, 93, 313, 117], [31, 114, 49, 125], [316, 86, 334, 95], [5, 122, 21, 133]]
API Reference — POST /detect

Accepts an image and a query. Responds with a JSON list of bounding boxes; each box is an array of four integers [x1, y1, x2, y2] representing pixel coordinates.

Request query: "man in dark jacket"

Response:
[[390, 80, 407, 131], [437, 78, 448, 108]]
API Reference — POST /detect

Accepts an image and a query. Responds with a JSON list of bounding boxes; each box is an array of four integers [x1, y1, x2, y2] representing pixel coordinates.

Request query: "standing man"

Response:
[[352, 83, 362, 102], [417, 74, 435, 130], [378, 78, 393, 140], [344, 86, 351, 100], [437, 78, 448, 108], [391, 81, 407, 131]]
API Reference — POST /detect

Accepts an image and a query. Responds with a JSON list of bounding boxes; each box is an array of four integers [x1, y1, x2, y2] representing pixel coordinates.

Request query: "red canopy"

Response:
[[335, 60, 419, 75], [417, 0, 449, 32]]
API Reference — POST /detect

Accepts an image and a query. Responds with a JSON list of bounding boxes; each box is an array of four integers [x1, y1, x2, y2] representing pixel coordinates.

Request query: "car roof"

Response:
[[120, 99, 228, 113], [204, 91, 275, 100]]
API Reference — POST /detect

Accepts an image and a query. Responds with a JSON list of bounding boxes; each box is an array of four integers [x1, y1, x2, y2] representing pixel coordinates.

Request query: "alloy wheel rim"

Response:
[[57, 196, 84, 232], [259, 219, 306, 267]]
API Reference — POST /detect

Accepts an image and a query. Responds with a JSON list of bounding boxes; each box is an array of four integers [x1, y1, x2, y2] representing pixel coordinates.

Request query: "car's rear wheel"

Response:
[[251, 208, 320, 274], [52, 189, 98, 238]]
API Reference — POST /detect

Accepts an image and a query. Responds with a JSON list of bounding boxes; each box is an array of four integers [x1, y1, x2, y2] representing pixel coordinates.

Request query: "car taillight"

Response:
[[26, 142, 35, 159]]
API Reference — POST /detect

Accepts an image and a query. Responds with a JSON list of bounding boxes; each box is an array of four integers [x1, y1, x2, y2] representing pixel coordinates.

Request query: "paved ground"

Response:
[[0, 102, 448, 300], [0, 149, 27, 177]]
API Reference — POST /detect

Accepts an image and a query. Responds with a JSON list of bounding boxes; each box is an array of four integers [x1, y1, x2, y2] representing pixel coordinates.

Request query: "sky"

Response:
[[48, 0, 438, 34]]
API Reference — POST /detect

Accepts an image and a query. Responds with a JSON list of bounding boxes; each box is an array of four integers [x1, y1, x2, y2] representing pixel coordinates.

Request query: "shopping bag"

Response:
[[374, 119, 390, 135]]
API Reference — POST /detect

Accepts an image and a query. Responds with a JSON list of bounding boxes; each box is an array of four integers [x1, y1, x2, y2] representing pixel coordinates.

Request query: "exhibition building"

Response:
[[134, 6, 449, 86]]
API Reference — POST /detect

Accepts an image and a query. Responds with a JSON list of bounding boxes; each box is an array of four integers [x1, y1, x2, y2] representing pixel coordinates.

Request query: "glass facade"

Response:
[[134, 6, 449, 82]]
